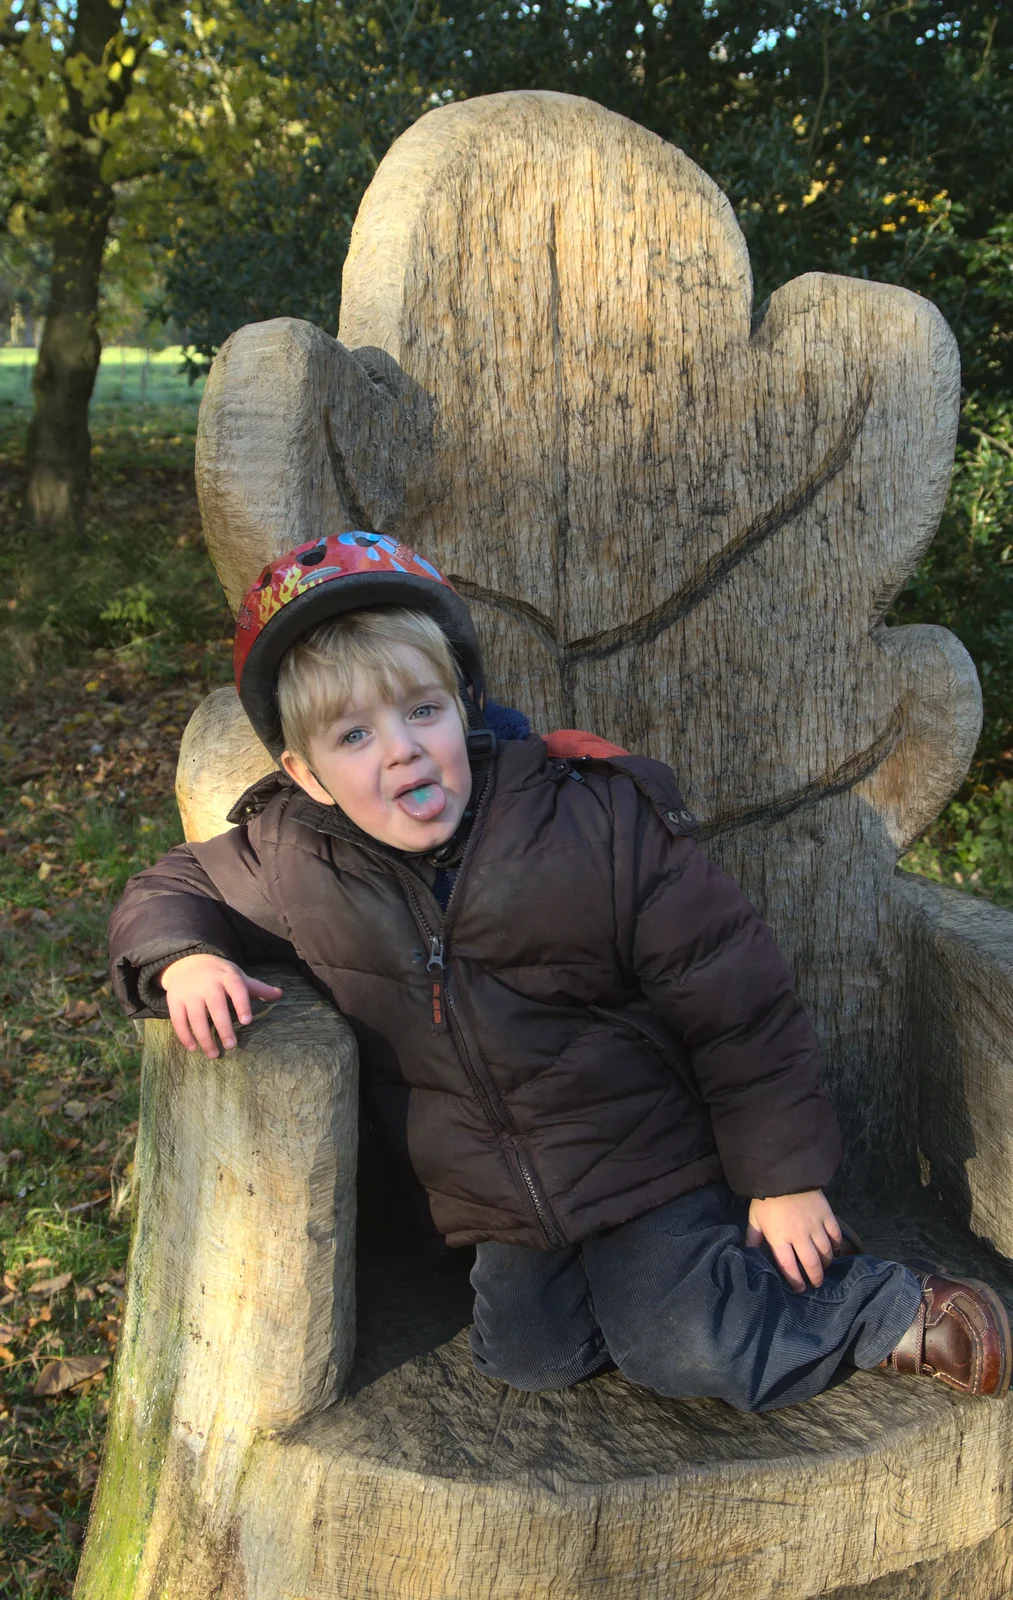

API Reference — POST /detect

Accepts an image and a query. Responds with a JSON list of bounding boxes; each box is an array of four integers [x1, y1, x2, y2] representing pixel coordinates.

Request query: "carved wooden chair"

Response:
[[76, 91, 1013, 1600]]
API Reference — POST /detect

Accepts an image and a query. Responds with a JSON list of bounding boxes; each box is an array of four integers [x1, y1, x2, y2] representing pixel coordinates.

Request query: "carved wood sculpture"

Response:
[[76, 92, 1013, 1599]]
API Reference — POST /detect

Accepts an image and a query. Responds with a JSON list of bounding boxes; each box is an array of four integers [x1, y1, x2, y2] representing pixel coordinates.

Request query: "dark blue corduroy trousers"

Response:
[[469, 1182, 922, 1412]]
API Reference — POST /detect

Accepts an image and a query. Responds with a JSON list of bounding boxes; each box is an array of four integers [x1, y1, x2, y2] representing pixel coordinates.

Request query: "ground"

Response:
[[0, 363, 231, 1596]]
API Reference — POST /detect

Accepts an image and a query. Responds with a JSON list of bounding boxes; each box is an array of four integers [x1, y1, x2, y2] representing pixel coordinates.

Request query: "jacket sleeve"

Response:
[[628, 803, 842, 1199], [109, 821, 298, 1020]]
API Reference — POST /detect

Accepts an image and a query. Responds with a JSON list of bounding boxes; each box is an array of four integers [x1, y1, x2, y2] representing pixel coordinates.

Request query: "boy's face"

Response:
[[280, 647, 473, 853]]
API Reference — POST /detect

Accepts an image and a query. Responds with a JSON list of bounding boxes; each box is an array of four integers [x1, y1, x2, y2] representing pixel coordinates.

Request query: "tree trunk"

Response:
[[24, 0, 122, 527], [24, 156, 112, 526]]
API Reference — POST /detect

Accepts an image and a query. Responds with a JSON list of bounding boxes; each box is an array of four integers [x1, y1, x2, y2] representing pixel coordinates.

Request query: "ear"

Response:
[[280, 749, 336, 806]]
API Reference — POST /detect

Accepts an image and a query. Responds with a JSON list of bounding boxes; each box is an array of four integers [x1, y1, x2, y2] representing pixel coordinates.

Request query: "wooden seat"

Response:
[[247, 1223, 1013, 1600], [76, 92, 1013, 1599]]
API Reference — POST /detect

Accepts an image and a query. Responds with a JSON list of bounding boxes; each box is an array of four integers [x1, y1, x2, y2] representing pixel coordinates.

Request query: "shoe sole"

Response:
[[961, 1277, 1013, 1399], [895, 1267, 1013, 1398]]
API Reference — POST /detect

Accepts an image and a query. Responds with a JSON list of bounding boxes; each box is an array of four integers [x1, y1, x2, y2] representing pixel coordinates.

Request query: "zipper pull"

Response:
[[427, 936, 448, 1031]]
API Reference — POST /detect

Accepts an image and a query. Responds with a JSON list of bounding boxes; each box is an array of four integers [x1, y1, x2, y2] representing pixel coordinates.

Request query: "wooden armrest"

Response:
[[893, 871, 1013, 1258], [76, 970, 358, 1596]]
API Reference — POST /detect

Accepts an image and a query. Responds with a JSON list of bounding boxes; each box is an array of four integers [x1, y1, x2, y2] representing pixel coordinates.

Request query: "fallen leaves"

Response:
[[0, 1492, 61, 1533], [32, 1355, 109, 1399], [62, 999, 100, 1027], [28, 1273, 73, 1297], [0, 424, 219, 1595]]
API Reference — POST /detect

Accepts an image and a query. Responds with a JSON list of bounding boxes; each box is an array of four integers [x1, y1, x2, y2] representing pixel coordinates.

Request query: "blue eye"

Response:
[[341, 728, 367, 746]]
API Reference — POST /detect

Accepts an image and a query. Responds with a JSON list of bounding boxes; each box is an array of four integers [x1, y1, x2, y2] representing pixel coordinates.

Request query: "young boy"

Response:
[[110, 531, 1011, 1410]]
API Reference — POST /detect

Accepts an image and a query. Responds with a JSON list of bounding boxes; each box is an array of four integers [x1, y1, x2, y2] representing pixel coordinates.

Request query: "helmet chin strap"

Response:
[[462, 678, 498, 763], [465, 728, 497, 761]]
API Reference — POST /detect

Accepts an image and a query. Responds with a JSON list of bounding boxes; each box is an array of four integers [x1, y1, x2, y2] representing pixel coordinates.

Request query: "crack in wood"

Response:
[[448, 578, 560, 651], [323, 405, 376, 534], [450, 374, 874, 669], [698, 704, 904, 841], [548, 202, 576, 725]]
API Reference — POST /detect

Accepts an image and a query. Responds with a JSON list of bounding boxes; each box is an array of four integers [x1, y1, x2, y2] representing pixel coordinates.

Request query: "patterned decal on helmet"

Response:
[[233, 530, 457, 684]]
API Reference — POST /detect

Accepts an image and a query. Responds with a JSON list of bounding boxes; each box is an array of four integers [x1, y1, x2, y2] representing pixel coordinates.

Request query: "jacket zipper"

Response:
[[509, 1140, 564, 1246], [334, 773, 563, 1247], [426, 935, 447, 1032], [443, 981, 562, 1247], [389, 865, 449, 1034]]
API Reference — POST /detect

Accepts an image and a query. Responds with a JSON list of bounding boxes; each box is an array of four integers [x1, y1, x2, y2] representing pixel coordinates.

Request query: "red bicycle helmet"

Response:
[[234, 532, 486, 756]]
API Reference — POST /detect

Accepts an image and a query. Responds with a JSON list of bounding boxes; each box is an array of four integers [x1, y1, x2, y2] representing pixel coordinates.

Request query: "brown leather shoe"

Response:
[[880, 1271, 1012, 1399]]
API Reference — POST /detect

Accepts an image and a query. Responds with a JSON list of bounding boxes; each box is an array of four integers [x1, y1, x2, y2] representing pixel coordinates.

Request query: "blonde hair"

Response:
[[278, 607, 469, 759]]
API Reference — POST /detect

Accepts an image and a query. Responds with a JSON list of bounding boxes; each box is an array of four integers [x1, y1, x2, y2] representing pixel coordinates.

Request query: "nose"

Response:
[[381, 721, 424, 765]]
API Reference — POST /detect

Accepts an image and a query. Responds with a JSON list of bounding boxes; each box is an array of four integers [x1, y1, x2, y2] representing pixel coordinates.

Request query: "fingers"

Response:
[[771, 1240, 807, 1293], [795, 1235, 826, 1289], [223, 970, 254, 1028], [176, 992, 221, 1059], [744, 1221, 764, 1249], [167, 993, 198, 1054], [164, 964, 281, 1061], [813, 1222, 836, 1266]]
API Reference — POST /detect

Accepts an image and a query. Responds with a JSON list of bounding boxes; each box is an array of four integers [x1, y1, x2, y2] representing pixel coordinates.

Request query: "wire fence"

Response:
[[0, 347, 205, 412]]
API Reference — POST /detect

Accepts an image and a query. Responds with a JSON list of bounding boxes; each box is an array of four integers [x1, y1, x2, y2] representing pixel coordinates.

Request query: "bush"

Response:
[[902, 781, 1013, 908]]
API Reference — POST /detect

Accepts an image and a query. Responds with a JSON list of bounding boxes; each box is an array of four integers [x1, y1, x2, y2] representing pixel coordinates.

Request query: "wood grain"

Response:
[[74, 972, 358, 1599], [894, 870, 1013, 1259], [190, 89, 984, 1178], [176, 686, 274, 841], [231, 1230, 1013, 1599], [81, 89, 1013, 1600], [338, 91, 981, 1181], [195, 318, 432, 612]]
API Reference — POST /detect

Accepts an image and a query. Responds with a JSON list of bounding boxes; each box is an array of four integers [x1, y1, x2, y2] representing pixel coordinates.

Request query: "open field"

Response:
[[0, 347, 205, 418]]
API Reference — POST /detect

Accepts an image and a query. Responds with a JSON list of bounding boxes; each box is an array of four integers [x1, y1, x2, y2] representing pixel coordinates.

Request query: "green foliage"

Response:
[[97, 585, 159, 644], [162, 0, 467, 358], [7, 532, 226, 668], [890, 400, 1013, 777], [902, 781, 1013, 906], [0, 396, 229, 694], [163, 154, 361, 356], [160, 0, 1013, 398]]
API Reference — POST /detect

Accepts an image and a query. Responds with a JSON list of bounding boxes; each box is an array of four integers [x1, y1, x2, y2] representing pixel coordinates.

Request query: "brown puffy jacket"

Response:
[[109, 738, 841, 1249]]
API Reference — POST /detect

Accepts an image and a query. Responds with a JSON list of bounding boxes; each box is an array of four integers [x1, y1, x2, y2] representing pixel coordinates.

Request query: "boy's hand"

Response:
[[160, 954, 283, 1059], [745, 1190, 843, 1291]]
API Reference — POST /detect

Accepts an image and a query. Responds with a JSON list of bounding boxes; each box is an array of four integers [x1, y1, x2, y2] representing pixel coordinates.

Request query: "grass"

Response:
[[0, 399, 231, 1595], [0, 346, 205, 420]]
